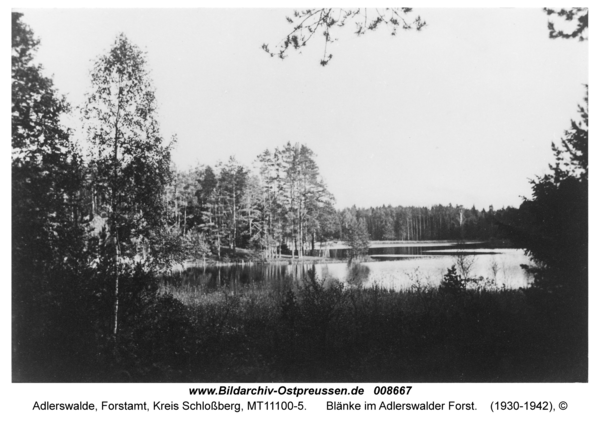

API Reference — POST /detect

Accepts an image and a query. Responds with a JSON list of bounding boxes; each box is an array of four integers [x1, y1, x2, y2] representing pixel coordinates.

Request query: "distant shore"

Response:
[[172, 239, 506, 271]]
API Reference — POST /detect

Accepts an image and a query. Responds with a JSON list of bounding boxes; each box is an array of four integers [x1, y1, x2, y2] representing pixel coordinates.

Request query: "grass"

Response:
[[14, 263, 585, 383], [154, 269, 586, 382]]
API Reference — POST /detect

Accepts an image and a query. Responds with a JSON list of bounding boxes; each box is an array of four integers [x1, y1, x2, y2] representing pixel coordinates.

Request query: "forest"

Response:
[[12, 9, 587, 382], [162, 157, 516, 262]]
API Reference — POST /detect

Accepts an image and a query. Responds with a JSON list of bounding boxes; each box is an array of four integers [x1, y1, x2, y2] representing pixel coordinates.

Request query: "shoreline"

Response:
[[168, 238, 514, 271]]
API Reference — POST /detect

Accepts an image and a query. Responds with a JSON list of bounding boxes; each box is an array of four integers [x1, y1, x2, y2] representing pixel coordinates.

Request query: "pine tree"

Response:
[[262, 8, 426, 66], [502, 10, 588, 295], [218, 157, 248, 253], [508, 89, 588, 293]]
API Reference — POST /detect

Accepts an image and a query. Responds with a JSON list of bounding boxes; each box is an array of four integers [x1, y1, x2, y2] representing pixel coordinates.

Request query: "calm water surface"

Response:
[[171, 244, 533, 292]]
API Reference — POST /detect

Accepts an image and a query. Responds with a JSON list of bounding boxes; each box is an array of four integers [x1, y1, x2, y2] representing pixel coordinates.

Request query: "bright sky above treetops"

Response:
[[16, 8, 588, 210]]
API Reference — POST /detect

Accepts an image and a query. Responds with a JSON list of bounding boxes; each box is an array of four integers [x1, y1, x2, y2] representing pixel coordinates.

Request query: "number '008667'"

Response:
[[373, 386, 412, 395]]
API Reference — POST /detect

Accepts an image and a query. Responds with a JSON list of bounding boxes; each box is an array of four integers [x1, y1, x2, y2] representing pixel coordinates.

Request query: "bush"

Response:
[[439, 265, 466, 293]]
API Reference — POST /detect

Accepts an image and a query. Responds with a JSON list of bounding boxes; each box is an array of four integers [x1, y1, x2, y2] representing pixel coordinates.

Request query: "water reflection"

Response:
[[325, 241, 489, 259], [345, 263, 371, 287], [167, 248, 532, 293]]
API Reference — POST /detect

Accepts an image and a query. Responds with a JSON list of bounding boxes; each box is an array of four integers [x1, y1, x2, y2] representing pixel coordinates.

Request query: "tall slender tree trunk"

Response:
[[183, 206, 187, 235], [214, 202, 221, 259], [113, 231, 120, 337], [298, 204, 303, 259], [112, 104, 120, 341], [175, 183, 179, 227], [232, 189, 236, 253]]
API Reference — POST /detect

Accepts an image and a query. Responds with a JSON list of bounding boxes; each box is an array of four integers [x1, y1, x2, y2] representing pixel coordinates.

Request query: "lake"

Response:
[[169, 242, 533, 293]]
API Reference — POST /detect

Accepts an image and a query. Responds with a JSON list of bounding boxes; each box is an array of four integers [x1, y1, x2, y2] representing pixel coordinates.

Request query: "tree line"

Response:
[[162, 166, 517, 259], [162, 143, 336, 261], [336, 204, 517, 243]]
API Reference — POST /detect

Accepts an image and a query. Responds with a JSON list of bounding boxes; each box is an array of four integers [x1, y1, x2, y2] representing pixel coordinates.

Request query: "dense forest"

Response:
[[162, 159, 516, 260], [12, 9, 587, 382], [337, 204, 515, 242], [162, 144, 335, 261]]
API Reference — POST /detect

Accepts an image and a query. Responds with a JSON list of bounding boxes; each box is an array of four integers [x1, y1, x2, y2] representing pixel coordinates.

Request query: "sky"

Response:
[[14, 7, 588, 210]]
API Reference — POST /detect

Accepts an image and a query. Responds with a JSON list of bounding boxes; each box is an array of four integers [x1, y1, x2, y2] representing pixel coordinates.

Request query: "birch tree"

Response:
[[82, 33, 172, 339]]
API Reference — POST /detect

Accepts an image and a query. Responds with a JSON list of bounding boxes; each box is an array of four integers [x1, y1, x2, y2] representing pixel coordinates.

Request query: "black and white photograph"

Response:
[[10, 2, 591, 396]]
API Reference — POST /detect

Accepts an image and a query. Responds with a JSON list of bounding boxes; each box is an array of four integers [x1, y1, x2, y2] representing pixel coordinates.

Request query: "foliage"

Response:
[[12, 12, 91, 380], [489, 12, 589, 371], [81, 33, 174, 340], [12, 13, 86, 274], [338, 203, 513, 242], [263, 8, 426, 66], [16, 261, 196, 382], [439, 265, 466, 294], [544, 8, 588, 41], [163, 146, 511, 263], [158, 271, 584, 382], [14, 26, 181, 381], [314, 201, 341, 244], [549, 89, 588, 182], [454, 253, 475, 279], [503, 89, 588, 296], [345, 217, 371, 261], [439, 265, 498, 295], [163, 142, 335, 261], [217, 157, 248, 252], [183, 230, 211, 263], [147, 225, 188, 270], [83, 33, 173, 266]]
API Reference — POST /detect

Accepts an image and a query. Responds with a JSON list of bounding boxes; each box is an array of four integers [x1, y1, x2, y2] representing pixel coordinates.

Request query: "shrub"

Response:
[[439, 265, 466, 293]]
